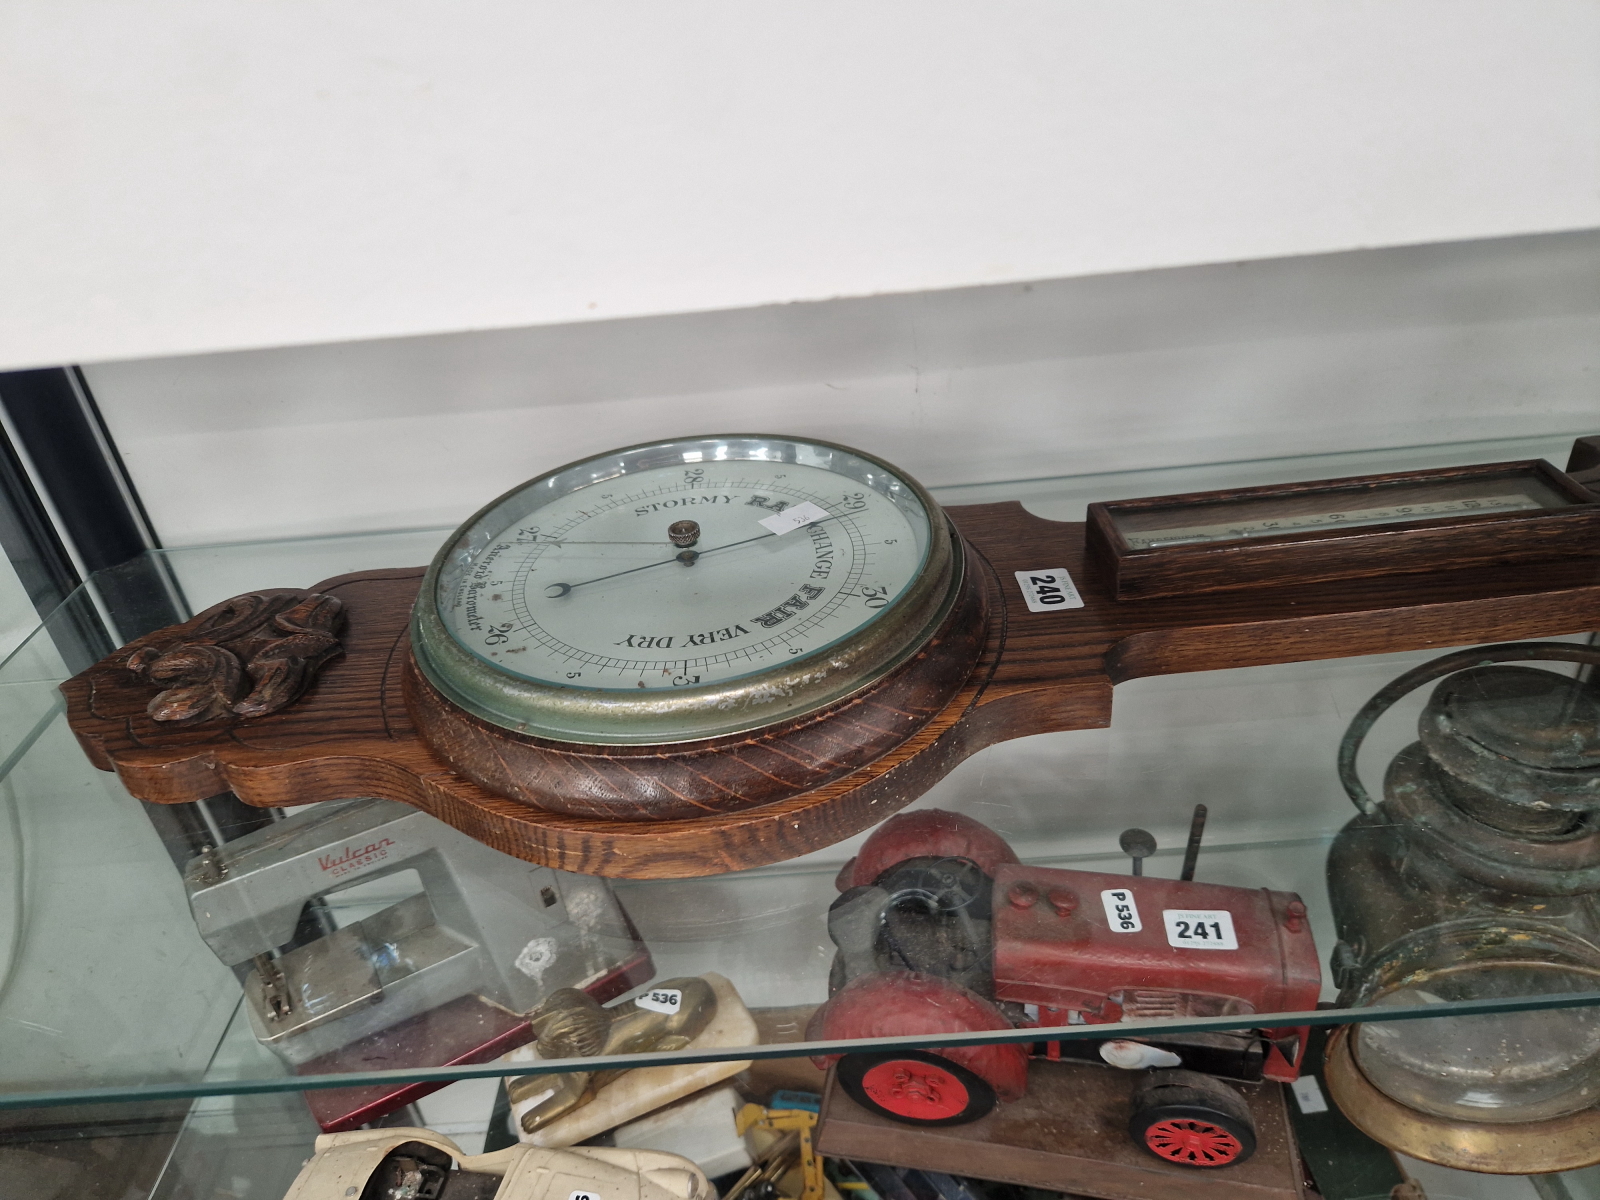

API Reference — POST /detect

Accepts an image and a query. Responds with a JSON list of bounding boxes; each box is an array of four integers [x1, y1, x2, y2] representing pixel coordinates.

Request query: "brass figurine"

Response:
[[508, 977, 717, 1134]]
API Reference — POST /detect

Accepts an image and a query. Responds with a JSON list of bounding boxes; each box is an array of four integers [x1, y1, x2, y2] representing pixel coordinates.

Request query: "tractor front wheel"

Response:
[[1127, 1070, 1256, 1168]]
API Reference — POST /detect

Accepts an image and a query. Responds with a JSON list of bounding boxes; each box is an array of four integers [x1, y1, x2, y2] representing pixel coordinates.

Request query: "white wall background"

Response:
[[4, 2, 1599, 370], [86, 229, 1600, 547]]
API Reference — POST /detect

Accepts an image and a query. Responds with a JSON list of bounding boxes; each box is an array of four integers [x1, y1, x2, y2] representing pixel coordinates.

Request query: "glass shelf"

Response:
[[2, 430, 1596, 1117]]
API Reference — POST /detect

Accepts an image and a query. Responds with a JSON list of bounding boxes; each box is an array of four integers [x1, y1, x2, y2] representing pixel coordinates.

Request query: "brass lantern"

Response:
[[1325, 642, 1600, 1174]]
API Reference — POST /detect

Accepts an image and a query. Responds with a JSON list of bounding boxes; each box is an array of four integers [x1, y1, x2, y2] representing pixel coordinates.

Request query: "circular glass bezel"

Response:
[[410, 434, 963, 745]]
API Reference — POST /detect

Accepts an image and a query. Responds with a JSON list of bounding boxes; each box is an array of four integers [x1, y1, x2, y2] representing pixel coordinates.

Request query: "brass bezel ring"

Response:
[[1324, 1025, 1600, 1175]]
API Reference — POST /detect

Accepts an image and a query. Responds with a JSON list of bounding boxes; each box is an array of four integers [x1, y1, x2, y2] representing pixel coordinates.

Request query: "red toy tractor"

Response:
[[808, 809, 1321, 1168]]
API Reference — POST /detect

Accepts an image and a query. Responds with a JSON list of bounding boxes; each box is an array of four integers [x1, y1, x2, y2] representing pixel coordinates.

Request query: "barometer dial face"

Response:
[[449, 458, 923, 688], [410, 436, 963, 745]]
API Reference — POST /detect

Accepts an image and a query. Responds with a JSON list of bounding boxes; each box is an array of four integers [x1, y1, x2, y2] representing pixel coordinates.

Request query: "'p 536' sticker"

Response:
[[636, 988, 683, 1015], [1163, 909, 1238, 950], [1100, 888, 1142, 933]]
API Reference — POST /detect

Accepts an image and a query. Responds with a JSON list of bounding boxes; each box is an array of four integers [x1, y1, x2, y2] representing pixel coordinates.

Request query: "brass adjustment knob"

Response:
[[667, 520, 701, 548]]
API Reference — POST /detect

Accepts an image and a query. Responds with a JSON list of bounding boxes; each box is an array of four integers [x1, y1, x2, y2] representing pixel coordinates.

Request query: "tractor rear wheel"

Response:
[[836, 1049, 998, 1127]]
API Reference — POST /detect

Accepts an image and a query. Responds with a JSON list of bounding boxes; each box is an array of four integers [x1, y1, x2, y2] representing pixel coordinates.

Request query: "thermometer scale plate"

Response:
[[1088, 459, 1600, 600], [1121, 493, 1542, 550]]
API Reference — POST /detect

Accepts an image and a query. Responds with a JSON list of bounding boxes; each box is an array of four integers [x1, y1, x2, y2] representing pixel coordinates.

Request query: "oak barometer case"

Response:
[[62, 434, 1600, 878]]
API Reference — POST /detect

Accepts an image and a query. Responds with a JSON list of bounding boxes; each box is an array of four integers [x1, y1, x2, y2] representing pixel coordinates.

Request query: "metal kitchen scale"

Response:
[[61, 434, 1600, 878]]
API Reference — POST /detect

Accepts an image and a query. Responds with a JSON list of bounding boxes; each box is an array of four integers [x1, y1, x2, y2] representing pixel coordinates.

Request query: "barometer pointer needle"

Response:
[[544, 514, 845, 598]]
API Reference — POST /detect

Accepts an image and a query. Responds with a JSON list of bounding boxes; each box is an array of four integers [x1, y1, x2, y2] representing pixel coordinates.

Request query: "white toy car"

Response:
[[282, 1127, 710, 1200]]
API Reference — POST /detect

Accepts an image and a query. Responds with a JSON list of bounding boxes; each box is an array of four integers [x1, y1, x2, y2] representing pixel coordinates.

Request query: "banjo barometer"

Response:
[[403, 435, 985, 821], [62, 434, 1600, 877]]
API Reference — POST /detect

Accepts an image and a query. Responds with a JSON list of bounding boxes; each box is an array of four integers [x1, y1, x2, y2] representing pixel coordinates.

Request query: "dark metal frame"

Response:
[[0, 365, 273, 859]]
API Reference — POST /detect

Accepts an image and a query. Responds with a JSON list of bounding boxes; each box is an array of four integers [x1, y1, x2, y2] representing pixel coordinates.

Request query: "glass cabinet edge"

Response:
[[6, 989, 1600, 1112]]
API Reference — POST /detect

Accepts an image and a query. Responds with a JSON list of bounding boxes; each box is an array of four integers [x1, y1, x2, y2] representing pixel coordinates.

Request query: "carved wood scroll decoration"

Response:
[[127, 591, 344, 722]]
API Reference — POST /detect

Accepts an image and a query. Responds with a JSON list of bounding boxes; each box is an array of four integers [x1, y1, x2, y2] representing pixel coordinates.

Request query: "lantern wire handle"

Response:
[[1336, 641, 1600, 816]]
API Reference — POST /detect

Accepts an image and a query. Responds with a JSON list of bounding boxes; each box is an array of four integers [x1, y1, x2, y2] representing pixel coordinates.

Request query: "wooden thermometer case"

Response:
[[1088, 458, 1600, 600], [62, 437, 1600, 878]]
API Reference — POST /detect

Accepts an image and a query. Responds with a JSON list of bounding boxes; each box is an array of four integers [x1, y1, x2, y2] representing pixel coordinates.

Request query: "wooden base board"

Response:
[[815, 1058, 1306, 1200]]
